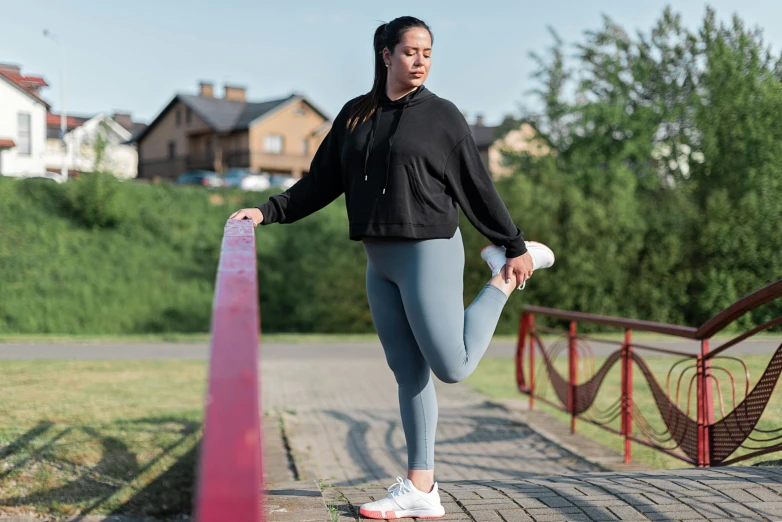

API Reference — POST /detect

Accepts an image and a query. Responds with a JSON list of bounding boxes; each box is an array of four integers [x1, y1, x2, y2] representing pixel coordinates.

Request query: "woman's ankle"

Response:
[[408, 469, 435, 493], [488, 272, 517, 297]]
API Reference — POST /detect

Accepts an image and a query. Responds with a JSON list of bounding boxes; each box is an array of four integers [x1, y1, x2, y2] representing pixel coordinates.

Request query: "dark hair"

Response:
[[347, 16, 433, 132]]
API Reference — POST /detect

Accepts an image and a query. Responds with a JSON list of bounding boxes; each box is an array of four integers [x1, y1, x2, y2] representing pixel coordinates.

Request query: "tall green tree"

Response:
[[506, 6, 782, 329]]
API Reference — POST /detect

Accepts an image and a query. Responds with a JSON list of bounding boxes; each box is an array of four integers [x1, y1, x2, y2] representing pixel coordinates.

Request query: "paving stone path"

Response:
[[260, 348, 782, 521], [321, 467, 782, 521]]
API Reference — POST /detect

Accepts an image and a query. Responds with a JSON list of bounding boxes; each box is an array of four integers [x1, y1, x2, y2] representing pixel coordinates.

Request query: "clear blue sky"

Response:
[[3, 1, 780, 126]]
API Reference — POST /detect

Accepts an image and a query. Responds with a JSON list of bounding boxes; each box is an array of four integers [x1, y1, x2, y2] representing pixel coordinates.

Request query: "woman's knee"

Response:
[[431, 364, 470, 384]]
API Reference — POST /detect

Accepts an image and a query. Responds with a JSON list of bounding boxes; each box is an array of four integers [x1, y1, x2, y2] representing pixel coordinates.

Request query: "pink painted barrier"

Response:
[[194, 219, 263, 522]]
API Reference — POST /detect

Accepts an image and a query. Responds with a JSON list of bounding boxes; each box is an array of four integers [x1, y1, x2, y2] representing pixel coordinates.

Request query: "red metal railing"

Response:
[[194, 219, 263, 521], [517, 279, 782, 467]]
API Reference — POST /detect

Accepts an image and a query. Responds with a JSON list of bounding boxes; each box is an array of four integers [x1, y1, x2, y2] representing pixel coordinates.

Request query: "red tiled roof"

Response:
[[47, 112, 89, 129], [19, 76, 47, 87], [0, 139, 15, 149], [0, 69, 49, 106]]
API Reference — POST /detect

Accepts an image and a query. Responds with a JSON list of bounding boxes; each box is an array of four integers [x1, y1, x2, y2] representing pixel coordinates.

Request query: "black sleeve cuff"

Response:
[[505, 238, 527, 258], [256, 201, 277, 225]]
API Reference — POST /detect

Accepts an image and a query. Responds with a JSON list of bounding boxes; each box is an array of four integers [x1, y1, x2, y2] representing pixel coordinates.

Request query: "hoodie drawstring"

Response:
[[382, 106, 407, 194], [363, 106, 383, 182], [364, 86, 420, 194]]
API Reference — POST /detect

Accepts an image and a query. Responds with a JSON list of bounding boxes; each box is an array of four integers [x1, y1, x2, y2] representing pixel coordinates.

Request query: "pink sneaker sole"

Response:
[[359, 507, 445, 519]]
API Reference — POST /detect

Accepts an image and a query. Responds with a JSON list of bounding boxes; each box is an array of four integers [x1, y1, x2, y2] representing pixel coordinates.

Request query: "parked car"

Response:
[[222, 169, 271, 191], [176, 170, 224, 187], [269, 174, 298, 190]]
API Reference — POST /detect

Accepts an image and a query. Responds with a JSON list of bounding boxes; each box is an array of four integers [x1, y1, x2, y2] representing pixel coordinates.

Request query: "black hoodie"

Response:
[[257, 85, 527, 258]]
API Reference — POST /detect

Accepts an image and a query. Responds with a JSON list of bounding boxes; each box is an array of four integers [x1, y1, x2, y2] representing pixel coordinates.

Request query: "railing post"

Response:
[[699, 338, 714, 467], [517, 312, 529, 391], [569, 321, 577, 433], [621, 329, 633, 463], [529, 314, 536, 410], [696, 353, 703, 467]]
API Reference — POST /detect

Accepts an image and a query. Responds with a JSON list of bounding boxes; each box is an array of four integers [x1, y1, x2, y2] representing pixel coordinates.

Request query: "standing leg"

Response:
[[365, 257, 438, 484]]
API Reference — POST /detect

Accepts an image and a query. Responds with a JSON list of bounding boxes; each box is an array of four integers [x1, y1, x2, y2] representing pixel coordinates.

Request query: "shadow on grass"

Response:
[[0, 418, 201, 519]]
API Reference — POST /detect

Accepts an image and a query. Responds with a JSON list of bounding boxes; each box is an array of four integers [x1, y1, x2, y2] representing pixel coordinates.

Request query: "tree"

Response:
[[503, 6, 782, 329]]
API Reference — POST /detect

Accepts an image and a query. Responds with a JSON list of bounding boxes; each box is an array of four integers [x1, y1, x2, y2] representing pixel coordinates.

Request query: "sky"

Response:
[[2, 1, 781, 127]]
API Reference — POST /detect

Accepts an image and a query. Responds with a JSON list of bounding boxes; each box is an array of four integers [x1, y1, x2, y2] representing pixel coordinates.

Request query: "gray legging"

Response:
[[363, 227, 509, 470]]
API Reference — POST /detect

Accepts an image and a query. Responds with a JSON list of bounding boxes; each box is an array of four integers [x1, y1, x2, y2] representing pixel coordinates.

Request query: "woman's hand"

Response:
[[229, 208, 264, 227], [504, 252, 534, 287]]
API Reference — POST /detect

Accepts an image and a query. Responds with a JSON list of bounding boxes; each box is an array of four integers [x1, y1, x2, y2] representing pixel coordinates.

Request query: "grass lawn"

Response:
[[466, 353, 782, 470], [0, 360, 207, 519], [0, 332, 383, 344], [3, 332, 778, 346]]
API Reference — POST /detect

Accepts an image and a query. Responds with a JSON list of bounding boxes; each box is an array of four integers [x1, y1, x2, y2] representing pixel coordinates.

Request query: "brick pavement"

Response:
[[261, 349, 782, 521], [261, 356, 603, 488], [323, 467, 782, 521]]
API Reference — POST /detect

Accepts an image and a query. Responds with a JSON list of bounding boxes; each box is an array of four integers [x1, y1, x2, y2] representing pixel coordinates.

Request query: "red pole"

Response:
[[529, 314, 536, 410], [701, 339, 714, 467], [700, 350, 705, 468], [624, 329, 633, 463], [517, 312, 529, 391], [569, 321, 577, 434], [621, 333, 626, 437]]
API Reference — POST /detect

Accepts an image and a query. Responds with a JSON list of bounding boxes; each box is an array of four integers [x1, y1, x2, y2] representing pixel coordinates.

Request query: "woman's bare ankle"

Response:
[[407, 469, 434, 493], [488, 272, 517, 297]]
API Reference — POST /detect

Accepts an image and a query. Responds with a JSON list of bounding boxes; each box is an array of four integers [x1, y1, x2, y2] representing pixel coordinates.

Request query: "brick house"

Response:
[[134, 82, 331, 181], [470, 115, 551, 178]]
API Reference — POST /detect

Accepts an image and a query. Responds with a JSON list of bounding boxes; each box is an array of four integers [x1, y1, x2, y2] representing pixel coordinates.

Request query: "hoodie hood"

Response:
[[379, 84, 434, 107], [364, 85, 435, 193]]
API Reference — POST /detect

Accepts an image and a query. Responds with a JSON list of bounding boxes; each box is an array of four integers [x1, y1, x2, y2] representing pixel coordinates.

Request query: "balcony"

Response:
[[138, 157, 188, 179], [224, 149, 309, 176], [186, 152, 217, 171], [140, 148, 311, 179]]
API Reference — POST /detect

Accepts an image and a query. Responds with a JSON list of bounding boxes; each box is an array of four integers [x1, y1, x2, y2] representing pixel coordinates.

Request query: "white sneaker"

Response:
[[480, 241, 555, 290], [358, 477, 446, 519]]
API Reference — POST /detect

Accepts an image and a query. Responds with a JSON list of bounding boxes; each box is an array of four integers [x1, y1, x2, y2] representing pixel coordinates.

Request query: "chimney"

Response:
[[112, 112, 133, 131], [224, 84, 246, 102], [199, 81, 214, 98], [476, 114, 485, 127]]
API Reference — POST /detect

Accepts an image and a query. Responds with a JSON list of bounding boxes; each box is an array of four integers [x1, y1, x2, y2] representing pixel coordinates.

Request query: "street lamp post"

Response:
[[43, 29, 67, 182]]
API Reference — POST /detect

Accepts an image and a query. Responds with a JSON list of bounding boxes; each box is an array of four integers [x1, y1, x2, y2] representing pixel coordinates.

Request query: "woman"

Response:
[[229, 16, 554, 519]]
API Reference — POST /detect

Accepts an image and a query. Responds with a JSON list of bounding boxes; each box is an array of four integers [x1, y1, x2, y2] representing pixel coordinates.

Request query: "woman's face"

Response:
[[384, 28, 432, 92]]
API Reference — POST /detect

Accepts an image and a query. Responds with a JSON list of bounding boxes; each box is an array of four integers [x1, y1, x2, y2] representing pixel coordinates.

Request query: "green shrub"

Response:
[[64, 172, 125, 228]]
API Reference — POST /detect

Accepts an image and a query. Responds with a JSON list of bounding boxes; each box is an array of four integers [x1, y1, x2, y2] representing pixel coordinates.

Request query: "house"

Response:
[[134, 82, 331, 181], [470, 115, 551, 178], [0, 64, 50, 177], [44, 111, 146, 178]]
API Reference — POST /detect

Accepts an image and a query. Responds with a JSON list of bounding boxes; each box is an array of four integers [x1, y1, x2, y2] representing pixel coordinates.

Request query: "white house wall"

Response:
[[44, 115, 139, 178], [0, 79, 47, 177]]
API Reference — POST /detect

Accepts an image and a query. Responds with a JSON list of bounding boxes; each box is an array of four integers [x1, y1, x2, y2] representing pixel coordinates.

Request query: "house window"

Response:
[[303, 138, 309, 156], [176, 109, 182, 127], [186, 108, 193, 125], [18, 113, 31, 155], [168, 140, 176, 159], [264, 135, 283, 154], [206, 138, 213, 160]]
